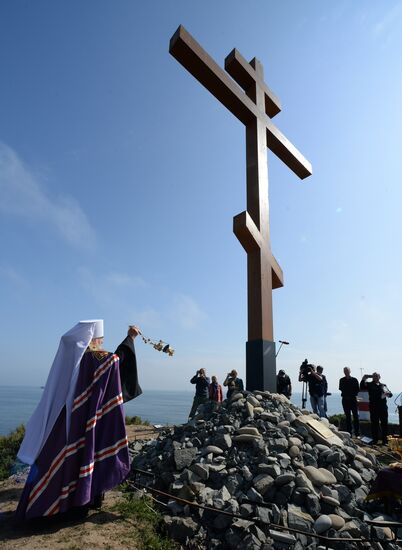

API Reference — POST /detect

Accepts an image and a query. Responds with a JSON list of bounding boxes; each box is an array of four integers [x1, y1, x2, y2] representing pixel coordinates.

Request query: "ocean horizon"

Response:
[[0, 385, 399, 436]]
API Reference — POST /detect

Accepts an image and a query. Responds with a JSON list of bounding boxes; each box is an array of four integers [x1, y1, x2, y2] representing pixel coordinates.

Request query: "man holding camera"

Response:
[[361, 372, 392, 445], [189, 368, 210, 419], [223, 369, 244, 399], [299, 363, 326, 417]]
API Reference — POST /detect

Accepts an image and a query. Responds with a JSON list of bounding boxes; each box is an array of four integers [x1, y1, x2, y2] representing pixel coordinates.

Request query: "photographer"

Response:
[[299, 362, 326, 417], [189, 368, 210, 419], [361, 372, 392, 446], [223, 369, 244, 399], [317, 366, 329, 418]]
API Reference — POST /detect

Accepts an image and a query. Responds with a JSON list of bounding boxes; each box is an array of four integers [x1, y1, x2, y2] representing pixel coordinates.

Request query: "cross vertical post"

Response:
[[244, 58, 277, 390], [169, 26, 312, 392]]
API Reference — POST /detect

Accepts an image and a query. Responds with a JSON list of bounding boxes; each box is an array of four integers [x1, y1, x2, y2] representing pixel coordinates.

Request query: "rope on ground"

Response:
[[127, 476, 402, 546]]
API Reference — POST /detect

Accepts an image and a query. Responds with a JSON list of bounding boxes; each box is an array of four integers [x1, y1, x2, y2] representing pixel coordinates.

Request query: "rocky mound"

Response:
[[130, 391, 400, 549]]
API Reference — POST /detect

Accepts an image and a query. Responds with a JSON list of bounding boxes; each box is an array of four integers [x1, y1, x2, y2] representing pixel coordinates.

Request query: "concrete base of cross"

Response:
[[246, 339, 277, 392]]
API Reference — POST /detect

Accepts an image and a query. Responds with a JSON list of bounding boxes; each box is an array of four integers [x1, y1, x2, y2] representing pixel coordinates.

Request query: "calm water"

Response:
[[0, 386, 399, 436]]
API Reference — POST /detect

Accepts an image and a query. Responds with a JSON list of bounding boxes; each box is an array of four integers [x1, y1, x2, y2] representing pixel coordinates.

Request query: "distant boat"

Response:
[[40, 386, 45, 389]]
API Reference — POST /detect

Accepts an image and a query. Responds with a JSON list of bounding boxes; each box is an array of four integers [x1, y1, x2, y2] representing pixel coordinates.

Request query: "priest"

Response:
[[16, 319, 142, 520]]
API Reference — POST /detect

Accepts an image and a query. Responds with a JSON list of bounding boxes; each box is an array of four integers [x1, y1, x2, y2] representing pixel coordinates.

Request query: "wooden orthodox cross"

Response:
[[169, 26, 312, 391]]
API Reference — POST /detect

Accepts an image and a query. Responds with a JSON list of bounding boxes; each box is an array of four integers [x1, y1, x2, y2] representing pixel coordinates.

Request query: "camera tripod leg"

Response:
[[301, 382, 307, 409]]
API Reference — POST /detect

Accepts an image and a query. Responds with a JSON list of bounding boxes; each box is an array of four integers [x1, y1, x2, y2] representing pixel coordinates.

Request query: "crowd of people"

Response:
[[277, 363, 393, 446], [190, 363, 394, 447], [188, 369, 243, 419]]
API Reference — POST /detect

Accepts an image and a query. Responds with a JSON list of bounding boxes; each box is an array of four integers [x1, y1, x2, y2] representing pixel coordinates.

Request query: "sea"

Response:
[[0, 386, 400, 437]]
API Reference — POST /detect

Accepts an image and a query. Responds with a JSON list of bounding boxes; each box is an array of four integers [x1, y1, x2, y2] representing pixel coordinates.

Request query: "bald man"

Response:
[[339, 367, 360, 436]]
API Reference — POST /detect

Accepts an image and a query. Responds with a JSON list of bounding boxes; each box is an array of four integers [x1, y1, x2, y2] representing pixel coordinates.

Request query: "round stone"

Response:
[[237, 426, 260, 436], [328, 514, 345, 530], [315, 444, 330, 452], [277, 420, 290, 428], [245, 402, 254, 418], [314, 514, 332, 534], [348, 468, 363, 486], [247, 395, 260, 407], [288, 437, 303, 448], [275, 473, 296, 486], [302, 465, 336, 486], [230, 392, 244, 401], [318, 468, 337, 484], [320, 495, 340, 507], [289, 445, 301, 458], [355, 454, 372, 468], [201, 445, 223, 455], [285, 412, 296, 423], [325, 451, 343, 464]]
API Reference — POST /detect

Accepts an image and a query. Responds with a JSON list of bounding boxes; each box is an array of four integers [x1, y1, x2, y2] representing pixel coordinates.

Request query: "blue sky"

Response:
[[1, 1, 402, 396]]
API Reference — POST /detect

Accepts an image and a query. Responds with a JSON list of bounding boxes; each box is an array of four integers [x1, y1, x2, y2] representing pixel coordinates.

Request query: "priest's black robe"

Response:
[[115, 336, 142, 403]]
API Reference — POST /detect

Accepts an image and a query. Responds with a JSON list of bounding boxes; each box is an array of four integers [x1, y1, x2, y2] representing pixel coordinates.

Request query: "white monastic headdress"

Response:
[[18, 319, 104, 465], [80, 319, 104, 338]]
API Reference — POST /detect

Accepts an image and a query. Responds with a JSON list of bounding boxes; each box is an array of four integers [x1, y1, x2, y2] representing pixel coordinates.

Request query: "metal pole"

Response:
[[275, 340, 289, 357]]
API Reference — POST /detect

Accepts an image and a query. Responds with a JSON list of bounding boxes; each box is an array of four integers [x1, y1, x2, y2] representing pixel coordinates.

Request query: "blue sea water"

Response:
[[0, 386, 399, 436]]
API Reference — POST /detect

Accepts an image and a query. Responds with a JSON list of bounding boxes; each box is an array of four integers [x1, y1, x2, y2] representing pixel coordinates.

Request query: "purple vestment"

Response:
[[16, 349, 130, 519]]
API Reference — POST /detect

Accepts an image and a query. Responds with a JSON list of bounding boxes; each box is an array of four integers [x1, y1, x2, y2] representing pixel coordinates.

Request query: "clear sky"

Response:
[[1, 1, 402, 396]]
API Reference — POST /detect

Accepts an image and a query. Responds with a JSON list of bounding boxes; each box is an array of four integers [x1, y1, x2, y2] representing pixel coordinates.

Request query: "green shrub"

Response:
[[0, 424, 25, 481], [115, 492, 176, 549], [328, 413, 345, 427], [125, 415, 150, 426]]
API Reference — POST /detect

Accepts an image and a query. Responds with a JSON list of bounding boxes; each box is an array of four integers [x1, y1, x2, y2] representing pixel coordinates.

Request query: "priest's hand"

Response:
[[128, 325, 141, 339]]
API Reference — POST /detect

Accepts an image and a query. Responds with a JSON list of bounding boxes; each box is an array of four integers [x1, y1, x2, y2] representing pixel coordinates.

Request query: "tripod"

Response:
[[301, 381, 308, 409]]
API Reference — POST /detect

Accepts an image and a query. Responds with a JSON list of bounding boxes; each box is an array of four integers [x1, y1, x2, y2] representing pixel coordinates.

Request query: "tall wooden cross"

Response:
[[169, 26, 312, 392]]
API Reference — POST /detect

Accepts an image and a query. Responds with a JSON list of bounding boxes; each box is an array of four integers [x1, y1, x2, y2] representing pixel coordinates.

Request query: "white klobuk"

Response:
[[18, 320, 104, 465]]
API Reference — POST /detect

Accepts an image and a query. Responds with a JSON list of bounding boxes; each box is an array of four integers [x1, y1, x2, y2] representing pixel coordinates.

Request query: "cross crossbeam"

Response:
[[169, 25, 312, 179], [169, 25, 312, 391]]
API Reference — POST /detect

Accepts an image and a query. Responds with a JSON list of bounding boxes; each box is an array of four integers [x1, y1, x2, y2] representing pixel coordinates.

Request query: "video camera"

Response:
[[299, 359, 314, 382]]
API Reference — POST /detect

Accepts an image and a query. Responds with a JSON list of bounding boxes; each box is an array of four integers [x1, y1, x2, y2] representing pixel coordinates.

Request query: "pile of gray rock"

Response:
[[130, 391, 400, 549]]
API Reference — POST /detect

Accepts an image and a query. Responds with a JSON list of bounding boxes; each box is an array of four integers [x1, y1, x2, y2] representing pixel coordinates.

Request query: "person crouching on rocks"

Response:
[[209, 376, 223, 410], [223, 369, 244, 399], [277, 369, 292, 398], [189, 369, 210, 419]]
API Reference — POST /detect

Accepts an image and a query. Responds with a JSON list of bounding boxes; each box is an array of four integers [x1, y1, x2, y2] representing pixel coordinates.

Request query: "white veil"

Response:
[[17, 321, 97, 465]]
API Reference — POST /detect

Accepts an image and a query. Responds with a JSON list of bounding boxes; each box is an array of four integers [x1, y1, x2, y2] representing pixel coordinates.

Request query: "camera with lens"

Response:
[[299, 359, 314, 382]]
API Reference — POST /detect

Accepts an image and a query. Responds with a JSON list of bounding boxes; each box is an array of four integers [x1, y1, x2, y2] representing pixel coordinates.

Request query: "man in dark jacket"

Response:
[[339, 367, 360, 436], [189, 369, 210, 418], [361, 372, 392, 445], [317, 366, 328, 418], [223, 370, 244, 399], [277, 370, 292, 398], [304, 365, 326, 417]]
